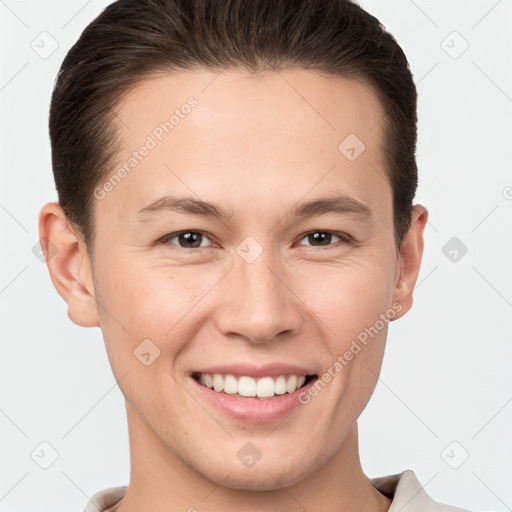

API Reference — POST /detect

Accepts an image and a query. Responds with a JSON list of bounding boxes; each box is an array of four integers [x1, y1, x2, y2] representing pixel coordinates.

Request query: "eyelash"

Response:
[[157, 230, 353, 250]]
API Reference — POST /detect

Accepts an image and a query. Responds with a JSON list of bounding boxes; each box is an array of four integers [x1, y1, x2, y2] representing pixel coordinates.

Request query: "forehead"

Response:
[[115, 68, 385, 145], [105, 68, 390, 216]]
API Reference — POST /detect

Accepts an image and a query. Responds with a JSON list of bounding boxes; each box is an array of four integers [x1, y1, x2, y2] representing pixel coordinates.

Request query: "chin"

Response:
[[197, 456, 315, 492]]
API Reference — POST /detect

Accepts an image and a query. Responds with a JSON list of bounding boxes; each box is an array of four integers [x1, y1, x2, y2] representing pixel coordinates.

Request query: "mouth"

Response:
[[191, 372, 318, 400]]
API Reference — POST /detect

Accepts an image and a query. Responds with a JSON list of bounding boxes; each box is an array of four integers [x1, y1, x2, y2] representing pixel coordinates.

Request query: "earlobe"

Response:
[[391, 204, 429, 320], [38, 202, 100, 328]]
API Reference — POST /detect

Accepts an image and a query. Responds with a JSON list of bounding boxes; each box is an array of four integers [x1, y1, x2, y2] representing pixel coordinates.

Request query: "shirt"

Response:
[[82, 469, 472, 511]]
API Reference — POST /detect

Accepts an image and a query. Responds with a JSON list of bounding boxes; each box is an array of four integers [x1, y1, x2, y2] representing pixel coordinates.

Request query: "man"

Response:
[[39, 0, 471, 510]]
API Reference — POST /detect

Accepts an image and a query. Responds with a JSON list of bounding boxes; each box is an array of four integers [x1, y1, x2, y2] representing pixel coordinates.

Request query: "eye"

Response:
[[159, 230, 215, 249], [157, 230, 350, 250], [296, 231, 351, 247]]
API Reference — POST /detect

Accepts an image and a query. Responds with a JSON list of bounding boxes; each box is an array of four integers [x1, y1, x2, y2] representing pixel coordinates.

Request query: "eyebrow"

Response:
[[136, 194, 372, 222], [137, 196, 232, 221]]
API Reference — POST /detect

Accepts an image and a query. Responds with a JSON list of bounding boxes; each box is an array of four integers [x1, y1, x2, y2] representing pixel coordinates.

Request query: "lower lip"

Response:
[[190, 376, 318, 423]]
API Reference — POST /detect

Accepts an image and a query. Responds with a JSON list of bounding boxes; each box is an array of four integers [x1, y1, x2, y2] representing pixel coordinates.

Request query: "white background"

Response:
[[1, 1, 511, 510]]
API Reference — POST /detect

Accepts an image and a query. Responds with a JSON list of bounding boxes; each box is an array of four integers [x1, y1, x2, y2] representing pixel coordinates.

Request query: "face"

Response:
[[44, 68, 426, 491]]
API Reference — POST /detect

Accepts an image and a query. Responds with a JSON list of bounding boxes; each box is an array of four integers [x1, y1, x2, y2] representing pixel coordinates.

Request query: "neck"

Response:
[[114, 404, 391, 512]]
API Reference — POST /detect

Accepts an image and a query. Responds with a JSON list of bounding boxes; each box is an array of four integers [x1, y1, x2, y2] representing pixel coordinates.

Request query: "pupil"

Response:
[[179, 232, 202, 248], [309, 232, 331, 246]]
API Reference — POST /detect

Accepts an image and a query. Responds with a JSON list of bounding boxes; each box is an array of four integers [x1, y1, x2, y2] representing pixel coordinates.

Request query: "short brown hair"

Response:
[[49, 0, 418, 255]]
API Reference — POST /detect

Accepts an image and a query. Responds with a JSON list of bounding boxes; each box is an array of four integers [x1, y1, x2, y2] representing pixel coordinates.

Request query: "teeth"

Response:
[[213, 373, 224, 392], [256, 377, 274, 398], [286, 375, 297, 393], [223, 374, 239, 394], [197, 373, 310, 398], [274, 375, 287, 395], [239, 376, 257, 397]]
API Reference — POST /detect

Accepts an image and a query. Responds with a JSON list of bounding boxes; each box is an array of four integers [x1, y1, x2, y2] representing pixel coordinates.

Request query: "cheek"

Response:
[[93, 261, 215, 421], [294, 257, 396, 340], [94, 256, 224, 360], [297, 258, 395, 398]]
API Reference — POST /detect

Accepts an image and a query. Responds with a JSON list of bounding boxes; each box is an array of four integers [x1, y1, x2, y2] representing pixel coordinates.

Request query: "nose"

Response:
[[214, 249, 303, 344]]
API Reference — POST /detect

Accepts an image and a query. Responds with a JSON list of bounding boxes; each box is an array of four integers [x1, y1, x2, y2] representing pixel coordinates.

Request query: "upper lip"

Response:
[[192, 363, 318, 379]]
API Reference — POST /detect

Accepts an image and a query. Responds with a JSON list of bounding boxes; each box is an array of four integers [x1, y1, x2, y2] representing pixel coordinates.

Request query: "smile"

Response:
[[192, 372, 316, 399], [189, 363, 320, 422]]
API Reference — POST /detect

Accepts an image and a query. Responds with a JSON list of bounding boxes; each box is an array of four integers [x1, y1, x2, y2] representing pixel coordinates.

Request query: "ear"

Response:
[[391, 204, 428, 320], [38, 202, 100, 327]]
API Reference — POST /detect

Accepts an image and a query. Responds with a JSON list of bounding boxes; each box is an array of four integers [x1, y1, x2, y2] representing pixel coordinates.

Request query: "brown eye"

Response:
[[297, 231, 349, 247], [161, 231, 212, 249]]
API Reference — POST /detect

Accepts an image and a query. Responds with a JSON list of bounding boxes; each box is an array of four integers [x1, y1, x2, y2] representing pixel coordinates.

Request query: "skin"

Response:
[[40, 68, 428, 512]]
